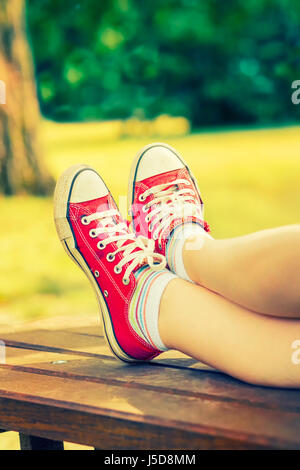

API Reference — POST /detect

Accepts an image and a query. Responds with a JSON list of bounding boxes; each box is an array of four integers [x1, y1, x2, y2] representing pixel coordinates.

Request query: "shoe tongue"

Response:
[[74, 194, 115, 218], [93, 193, 117, 213], [141, 168, 181, 187]]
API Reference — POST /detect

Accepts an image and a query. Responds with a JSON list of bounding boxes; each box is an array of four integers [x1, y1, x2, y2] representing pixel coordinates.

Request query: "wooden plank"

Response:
[[0, 314, 215, 369], [0, 328, 215, 371], [0, 329, 109, 358], [4, 346, 300, 414], [0, 366, 300, 449], [4, 345, 80, 364], [0, 316, 209, 368], [0, 394, 253, 450]]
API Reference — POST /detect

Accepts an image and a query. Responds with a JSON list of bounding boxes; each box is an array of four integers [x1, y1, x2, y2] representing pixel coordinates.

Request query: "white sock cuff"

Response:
[[167, 223, 211, 282], [144, 270, 177, 351]]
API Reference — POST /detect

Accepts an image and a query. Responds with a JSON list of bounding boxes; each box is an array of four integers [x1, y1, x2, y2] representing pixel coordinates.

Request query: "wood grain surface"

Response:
[[0, 317, 300, 449]]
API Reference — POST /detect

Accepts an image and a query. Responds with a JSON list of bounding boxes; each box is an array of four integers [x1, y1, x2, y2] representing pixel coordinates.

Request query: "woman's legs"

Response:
[[183, 225, 300, 317], [158, 278, 300, 388]]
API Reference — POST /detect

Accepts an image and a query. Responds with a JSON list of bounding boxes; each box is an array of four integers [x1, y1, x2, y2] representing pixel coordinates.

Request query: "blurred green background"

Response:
[[28, 0, 300, 126]]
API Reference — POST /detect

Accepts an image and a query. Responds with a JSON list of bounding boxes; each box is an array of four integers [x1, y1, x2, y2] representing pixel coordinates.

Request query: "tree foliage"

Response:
[[27, 0, 300, 127]]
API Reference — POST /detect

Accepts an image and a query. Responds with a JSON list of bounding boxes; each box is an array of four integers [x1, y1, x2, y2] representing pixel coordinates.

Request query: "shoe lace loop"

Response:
[[140, 179, 208, 244], [83, 209, 166, 281]]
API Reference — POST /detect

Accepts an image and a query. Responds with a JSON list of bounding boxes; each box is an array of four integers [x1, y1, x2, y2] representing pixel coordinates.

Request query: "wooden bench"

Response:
[[1, 315, 300, 450]]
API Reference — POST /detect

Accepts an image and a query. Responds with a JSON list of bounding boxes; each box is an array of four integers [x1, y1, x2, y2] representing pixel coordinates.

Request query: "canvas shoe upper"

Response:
[[54, 165, 166, 362], [128, 143, 210, 257]]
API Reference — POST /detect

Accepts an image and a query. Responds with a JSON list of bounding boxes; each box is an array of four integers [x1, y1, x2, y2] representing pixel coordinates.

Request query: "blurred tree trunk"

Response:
[[0, 0, 54, 195]]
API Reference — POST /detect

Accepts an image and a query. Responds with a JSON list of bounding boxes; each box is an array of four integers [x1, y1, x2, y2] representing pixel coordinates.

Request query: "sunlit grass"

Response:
[[43, 122, 300, 236], [1, 122, 300, 328]]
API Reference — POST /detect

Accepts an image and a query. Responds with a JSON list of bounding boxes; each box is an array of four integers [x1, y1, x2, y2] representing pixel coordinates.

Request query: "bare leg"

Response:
[[159, 278, 300, 388], [183, 225, 300, 317]]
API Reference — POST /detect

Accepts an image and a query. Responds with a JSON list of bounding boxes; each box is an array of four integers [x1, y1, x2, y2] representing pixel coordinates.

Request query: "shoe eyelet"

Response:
[[139, 194, 146, 202], [145, 215, 150, 223], [104, 290, 108, 297], [94, 270, 99, 277], [149, 223, 153, 232], [81, 216, 90, 225], [122, 277, 130, 285], [142, 205, 148, 213], [106, 253, 115, 262], [89, 229, 97, 238], [153, 234, 158, 240], [97, 241, 106, 250], [114, 265, 122, 274]]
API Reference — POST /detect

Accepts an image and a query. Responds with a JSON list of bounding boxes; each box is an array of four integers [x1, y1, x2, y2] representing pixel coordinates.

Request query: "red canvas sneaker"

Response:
[[128, 143, 210, 256], [54, 164, 166, 362]]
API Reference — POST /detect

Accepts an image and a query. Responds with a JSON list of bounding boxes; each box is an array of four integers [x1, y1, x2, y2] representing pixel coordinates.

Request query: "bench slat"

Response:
[[0, 328, 214, 371], [1, 329, 108, 357], [0, 394, 253, 450], [4, 346, 300, 414], [0, 366, 300, 449]]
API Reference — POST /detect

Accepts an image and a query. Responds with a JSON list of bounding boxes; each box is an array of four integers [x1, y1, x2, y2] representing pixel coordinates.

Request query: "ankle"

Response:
[[182, 235, 216, 284], [166, 223, 208, 282]]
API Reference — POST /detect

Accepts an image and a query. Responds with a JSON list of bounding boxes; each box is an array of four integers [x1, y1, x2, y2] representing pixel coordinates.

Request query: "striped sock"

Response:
[[129, 265, 177, 351], [166, 223, 210, 282]]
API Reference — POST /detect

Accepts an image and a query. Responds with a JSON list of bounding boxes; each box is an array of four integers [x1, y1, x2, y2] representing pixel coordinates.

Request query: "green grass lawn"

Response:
[[1, 123, 300, 329], [0, 122, 300, 449]]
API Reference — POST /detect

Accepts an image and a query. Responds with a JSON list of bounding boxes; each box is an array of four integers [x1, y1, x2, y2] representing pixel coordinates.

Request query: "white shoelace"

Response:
[[139, 179, 203, 245], [81, 209, 166, 283]]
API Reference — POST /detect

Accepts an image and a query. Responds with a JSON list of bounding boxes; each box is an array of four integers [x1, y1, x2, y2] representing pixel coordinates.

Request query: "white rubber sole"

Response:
[[127, 142, 203, 219], [53, 164, 137, 363]]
